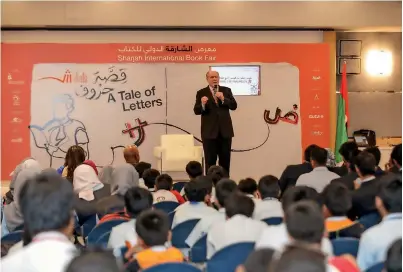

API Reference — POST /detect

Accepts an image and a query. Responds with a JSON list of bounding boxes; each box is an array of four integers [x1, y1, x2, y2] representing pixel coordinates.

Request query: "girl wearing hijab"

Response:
[[96, 163, 139, 218]]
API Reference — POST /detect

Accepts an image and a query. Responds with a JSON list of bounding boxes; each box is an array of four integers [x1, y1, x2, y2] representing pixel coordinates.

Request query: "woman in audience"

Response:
[[63, 145, 86, 183], [83, 160, 98, 175], [96, 164, 139, 217]]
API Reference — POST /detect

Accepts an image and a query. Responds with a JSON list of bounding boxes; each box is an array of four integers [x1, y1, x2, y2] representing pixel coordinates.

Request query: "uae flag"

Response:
[[335, 62, 349, 163]]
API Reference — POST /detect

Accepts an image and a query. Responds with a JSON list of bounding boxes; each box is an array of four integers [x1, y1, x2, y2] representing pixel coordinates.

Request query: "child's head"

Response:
[[236, 248, 275, 272], [207, 165, 227, 186], [142, 168, 160, 189], [321, 183, 352, 218], [184, 176, 213, 203], [136, 210, 170, 248], [238, 178, 258, 198], [124, 187, 153, 218], [258, 175, 280, 199], [281, 186, 321, 212], [186, 161, 203, 179], [215, 178, 238, 208], [225, 192, 255, 219], [376, 177, 402, 217], [134, 161, 152, 178], [66, 248, 119, 272], [155, 174, 174, 191]]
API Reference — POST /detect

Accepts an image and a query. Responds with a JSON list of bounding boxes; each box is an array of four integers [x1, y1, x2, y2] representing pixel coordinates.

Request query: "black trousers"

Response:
[[202, 133, 232, 175]]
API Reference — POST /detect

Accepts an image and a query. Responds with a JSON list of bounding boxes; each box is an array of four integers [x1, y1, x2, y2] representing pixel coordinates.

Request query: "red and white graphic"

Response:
[[38, 70, 88, 84]]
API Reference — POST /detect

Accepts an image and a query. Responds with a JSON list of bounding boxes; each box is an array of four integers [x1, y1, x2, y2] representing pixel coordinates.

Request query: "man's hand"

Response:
[[201, 96, 208, 105], [215, 92, 224, 101]]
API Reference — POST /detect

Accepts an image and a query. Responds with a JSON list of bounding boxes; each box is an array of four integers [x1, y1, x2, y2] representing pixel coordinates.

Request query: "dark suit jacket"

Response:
[[331, 172, 359, 191], [348, 177, 382, 220], [328, 165, 348, 177], [193, 85, 237, 139], [279, 162, 313, 195]]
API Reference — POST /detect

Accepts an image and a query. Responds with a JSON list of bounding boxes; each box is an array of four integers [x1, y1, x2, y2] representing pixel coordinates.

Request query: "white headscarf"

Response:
[[9, 158, 41, 192], [73, 164, 104, 201]]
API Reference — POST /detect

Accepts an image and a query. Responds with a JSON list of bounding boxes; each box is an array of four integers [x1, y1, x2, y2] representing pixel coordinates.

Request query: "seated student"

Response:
[[255, 186, 333, 256], [385, 239, 402, 272], [331, 149, 361, 191], [357, 177, 402, 271], [238, 178, 260, 201], [172, 177, 218, 228], [125, 210, 184, 272], [321, 183, 364, 239], [253, 175, 283, 220], [66, 249, 120, 272], [142, 168, 160, 192], [387, 144, 402, 175], [135, 161, 151, 189], [365, 146, 385, 176], [180, 161, 205, 197], [186, 178, 238, 248], [1, 171, 77, 272], [153, 174, 184, 204], [108, 187, 153, 250], [207, 192, 267, 259], [207, 165, 227, 203], [236, 248, 275, 272]]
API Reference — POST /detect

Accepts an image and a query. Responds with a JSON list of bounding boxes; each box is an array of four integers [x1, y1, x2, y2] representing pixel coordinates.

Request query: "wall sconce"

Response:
[[365, 50, 393, 76]]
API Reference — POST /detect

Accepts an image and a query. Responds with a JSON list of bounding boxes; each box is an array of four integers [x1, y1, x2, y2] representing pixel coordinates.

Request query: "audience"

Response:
[[186, 161, 203, 181], [253, 175, 283, 220], [388, 144, 402, 174], [236, 248, 275, 272], [357, 177, 402, 271], [142, 168, 160, 192], [153, 174, 179, 203], [207, 192, 267, 259], [385, 238, 402, 272], [66, 249, 120, 272], [256, 186, 333, 256], [321, 183, 364, 239], [332, 141, 359, 176], [2, 171, 76, 272], [331, 148, 361, 191], [186, 178, 238, 247], [107, 187, 153, 250], [278, 144, 317, 194], [296, 146, 340, 192], [365, 146, 384, 176], [238, 178, 260, 200], [172, 176, 218, 227], [125, 210, 184, 271], [206, 165, 227, 203], [63, 145, 86, 183]]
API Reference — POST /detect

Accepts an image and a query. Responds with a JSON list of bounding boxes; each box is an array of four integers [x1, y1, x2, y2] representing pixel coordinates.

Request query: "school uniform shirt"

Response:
[[253, 197, 283, 221], [172, 201, 218, 228], [326, 216, 364, 239], [153, 190, 178, 204], [108, 219, 137, 250], [1, 231, 77, 272], [207, 214, 268, 259], [357, 213, 402, 271], [185, 208, 226, 248], [255, 223, 334, 257], [296, 166, 340, 192]]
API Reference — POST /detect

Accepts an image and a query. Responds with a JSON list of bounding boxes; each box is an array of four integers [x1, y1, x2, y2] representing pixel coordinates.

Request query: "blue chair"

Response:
[[142, 263, 201, 272], [189, 235, 207, 263], [331, 238, 360, 257], [1, 231, 23, 243], [87, 219, 128, 245], [171, 219, 200, 249], [168, 211, 176, 228], [359, 213, 381, 230], [365, 262, 384, 272], [14, 224, 24, 231], [207, 242, 255, 272], [94, 231, 111, 247], [153, 201, 180, 214], [262, 217, 283, 226], [173, 182, 187, 193], [78, 214, 98, 238]]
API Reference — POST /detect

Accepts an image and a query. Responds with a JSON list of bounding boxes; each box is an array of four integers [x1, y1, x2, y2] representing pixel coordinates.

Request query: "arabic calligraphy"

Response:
[[165, 45, 193, 53], [220, 76, 253, 84], [117, 45, 218, 55], [264, 104, 299, 125], [195, 47, 216, 53]]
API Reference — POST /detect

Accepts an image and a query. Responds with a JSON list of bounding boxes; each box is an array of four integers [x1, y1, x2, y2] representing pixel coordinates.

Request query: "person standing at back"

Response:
[[194, 70, 237, 175]]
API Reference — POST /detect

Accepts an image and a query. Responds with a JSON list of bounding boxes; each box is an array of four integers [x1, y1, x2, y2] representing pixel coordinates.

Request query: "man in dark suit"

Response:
[[193, 70, 237, 175], [331, 149, 361, 191]]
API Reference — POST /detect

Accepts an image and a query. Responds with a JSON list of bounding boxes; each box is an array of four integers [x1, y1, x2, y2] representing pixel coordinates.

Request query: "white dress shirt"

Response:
[[172, 202, 218, 228], [253, 197, 284, 221], [186, 208, 226, 248], [357, 213, 402, 271], [255, 223, 334, 257], [1, 231, 77, 272], [296, 166, 340, 192], [207, 214, 268, 259], [153, 190, 178, 204], [107, 219, 137, 250]]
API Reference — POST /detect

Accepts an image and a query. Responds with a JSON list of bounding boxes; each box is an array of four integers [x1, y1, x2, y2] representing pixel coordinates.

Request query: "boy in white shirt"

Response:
[[207, 192, 267, 259], [186, 178, 238, 247], [153, 174, 178, 203], [238, 178, 261, 203], [253, 175, 283, 220], [172, 176, 218, 228], [108, 187, 153, 250], [142, 168, 160, 192]]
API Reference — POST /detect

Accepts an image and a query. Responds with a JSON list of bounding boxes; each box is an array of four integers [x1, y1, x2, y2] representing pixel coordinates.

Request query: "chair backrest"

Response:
[[262, 217, 283, 226], [87, 219, 128, 245], [1, 231, 23, 243], [79, 214, 98, 238], [171, 219, 200, 249], [94, 231, 112, 247], [365, 262, 384, 272], [189, 235, 207, 263], [161, 134, 195, 159], [153, 201, 180, 214], [173, 182, 187, 193], [168, 211, 176, 228], [331, 238, 360, 257], [142, 263, 201, 272], [359, 212, 381, 230], [207, 242, 255, 272]]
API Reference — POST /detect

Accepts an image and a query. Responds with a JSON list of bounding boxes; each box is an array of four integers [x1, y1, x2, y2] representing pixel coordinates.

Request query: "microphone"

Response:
[[213, 84, 218, 95]]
